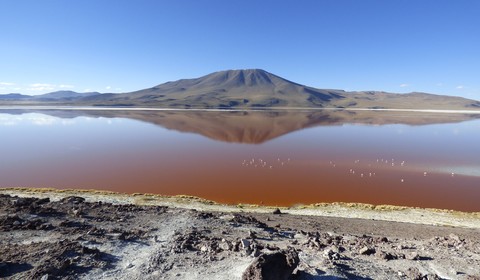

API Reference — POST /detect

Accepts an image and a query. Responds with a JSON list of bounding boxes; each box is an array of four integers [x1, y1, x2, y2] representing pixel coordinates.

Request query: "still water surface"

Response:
[[1, 109, 479, 211]]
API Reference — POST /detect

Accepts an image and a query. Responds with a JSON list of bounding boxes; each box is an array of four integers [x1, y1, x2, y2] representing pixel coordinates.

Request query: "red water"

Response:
[[1, 111, 479, 212]]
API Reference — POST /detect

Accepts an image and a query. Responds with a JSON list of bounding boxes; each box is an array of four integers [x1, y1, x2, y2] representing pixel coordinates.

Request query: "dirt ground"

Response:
[[1, 191, 479, 280]]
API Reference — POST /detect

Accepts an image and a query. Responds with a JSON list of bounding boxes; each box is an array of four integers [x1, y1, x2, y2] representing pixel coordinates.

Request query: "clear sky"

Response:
[[1, 0, 479, 99]]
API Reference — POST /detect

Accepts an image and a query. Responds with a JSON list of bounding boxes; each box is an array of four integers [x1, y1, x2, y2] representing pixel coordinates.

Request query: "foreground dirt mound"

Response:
[[1, 193, 479, 279]]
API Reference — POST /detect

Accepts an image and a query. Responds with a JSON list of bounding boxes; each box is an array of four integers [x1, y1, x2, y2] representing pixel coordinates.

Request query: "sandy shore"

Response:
[[1, 188, 480, 279]]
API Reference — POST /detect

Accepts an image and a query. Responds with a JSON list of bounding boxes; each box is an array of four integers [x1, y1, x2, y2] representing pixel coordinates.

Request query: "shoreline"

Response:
[[1, 105, 480, 114], [1, 187, 480, 279], [2, 187, 479, 229]]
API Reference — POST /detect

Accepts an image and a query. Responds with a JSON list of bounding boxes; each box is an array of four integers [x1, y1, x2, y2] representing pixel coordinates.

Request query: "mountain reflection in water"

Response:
[[1, 108, 480, 212], [2, 108, 479, 144]]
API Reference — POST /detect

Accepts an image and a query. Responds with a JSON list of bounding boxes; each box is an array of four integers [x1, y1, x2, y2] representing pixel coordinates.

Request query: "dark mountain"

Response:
[[81, 69, 346, 108], [0, 69, 479, 110]]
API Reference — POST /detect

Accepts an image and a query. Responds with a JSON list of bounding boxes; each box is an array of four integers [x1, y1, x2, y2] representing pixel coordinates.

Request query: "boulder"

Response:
[[359, 246, 375, 255], [242, 248, 299, 280]]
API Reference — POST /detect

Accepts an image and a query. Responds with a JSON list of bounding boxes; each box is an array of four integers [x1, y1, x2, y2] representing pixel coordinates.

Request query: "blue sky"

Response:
[[1, 0, 479, 99]]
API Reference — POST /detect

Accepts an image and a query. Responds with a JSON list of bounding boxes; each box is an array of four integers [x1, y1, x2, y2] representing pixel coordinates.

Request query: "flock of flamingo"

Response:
[[240, 156, 456, 182]]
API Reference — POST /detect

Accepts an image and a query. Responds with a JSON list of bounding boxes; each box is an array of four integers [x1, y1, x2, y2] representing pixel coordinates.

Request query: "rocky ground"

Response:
[[1, 193, 480, 280]]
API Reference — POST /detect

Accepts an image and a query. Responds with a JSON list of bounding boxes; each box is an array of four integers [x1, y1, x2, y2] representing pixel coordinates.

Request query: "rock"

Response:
[[330, 245, 340, 253], [40, 275, 50, 280], [323, 249, 340, 260], [272, 208, 282, 215], [449, 233, 462, 242], [36, 198, 50, 205], [60, 196, 85, 204], [305, 237, 323, 249], [398, 244, 415, 250], [219, 241, 232, 251], [219, 214, 235, 221], [72, 209, 81, 217], [266, 244, 280, 251], [406, 251, 420, 260], [404, 273, 439, 280], [424, 274, 440, 280], [11, 197, 32, 207], [251, 248, 261, 258], [241, 239, 251, 250], [405, 267, 422, 280], [359, 246, 375, 255], [125, 263, 134, 269], [375, 251, 396, 261], [293, 233, 304, 239], [242, 248, 299, 280]]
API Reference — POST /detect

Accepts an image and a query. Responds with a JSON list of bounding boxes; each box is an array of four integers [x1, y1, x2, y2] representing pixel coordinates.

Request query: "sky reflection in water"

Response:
[[0, 109, 479, 212]]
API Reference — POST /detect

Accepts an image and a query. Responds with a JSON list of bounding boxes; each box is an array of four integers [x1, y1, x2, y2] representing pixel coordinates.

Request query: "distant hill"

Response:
[[0, 69, 479, 110], [34, 91, 101, 101], [0, 90, 101, 103], [0, 93, 30, 100]]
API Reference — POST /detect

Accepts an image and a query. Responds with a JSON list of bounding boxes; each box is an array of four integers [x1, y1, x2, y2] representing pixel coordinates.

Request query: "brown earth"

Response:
[[1, 191, 480, 280]]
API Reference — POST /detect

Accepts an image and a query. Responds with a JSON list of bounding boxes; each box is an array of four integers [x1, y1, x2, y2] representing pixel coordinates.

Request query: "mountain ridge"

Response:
[[1, 69, 479, 110], [0, 90, 101, 101]]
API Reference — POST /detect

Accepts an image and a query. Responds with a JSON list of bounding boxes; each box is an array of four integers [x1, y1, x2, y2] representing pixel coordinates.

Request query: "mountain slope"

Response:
[[330, 91, 480, 110]]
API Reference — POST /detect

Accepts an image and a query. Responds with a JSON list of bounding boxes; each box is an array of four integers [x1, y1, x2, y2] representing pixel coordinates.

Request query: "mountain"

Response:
[[0, 93, 30, 100], [74, 69, 346, 108], [0, 91, 101, 102], [0, 69, 479, 110], [34, 91, 100, 100]]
